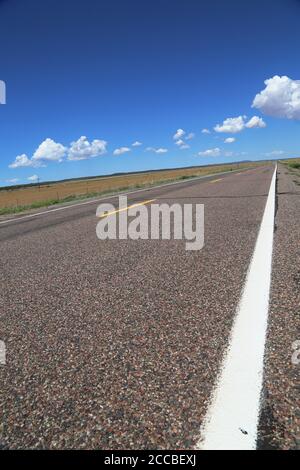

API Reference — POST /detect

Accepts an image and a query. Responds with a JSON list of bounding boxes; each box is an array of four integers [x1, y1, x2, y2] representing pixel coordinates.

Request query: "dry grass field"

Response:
[[282, 157, 300, 167], [282, 158, 300, 187], [0, 161, 263, 214]]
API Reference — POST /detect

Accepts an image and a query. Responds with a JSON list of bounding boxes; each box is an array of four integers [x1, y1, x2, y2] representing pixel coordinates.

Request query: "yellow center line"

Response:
[[210, 178, 223, 183], [98, 198, 157, 218]]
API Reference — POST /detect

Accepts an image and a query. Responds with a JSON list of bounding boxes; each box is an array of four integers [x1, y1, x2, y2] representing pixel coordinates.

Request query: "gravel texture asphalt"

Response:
[[0, 165, 283, 449], [258, 164, 300, 450]]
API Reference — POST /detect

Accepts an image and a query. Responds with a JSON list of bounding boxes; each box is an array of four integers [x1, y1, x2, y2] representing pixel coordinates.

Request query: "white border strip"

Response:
[[197, 165, 277, 450], [0, 168, 247, 227]]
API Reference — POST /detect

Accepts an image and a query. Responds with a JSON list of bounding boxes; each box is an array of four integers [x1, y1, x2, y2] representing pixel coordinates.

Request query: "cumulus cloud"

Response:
[[265, 150, 285, 157], [32, 138, 67, 162], [173, 129, 194, 148], [6, 178, 19, 184], [113, 147, 131, 156], [175, 138, 190, 149], [245, 116, 266, 128], [68, 136, 107, 160], [214, 115, 266, 133], [186, 132, 195, 140], [173, 129, 185, 140], [252, 75, 300, 120], [9, 136, 108, 168], [198, 147, 221, 157], [132, 141, 142, 147], [179, 144, 190, 150], [146, 147, 168, 154], [201, 128, 211, 134], [9, 154, 41, 168], [28, 174, 39, 182], [224, 137, 236, 143], [214, 116, 246, 133]]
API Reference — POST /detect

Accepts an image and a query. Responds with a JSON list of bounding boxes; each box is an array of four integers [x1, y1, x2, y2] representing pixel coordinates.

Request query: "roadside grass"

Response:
[[288, 162, 300, 169], [281, 159, 300, 184], [0, 162, 261, 216], [0, 176, 209, 216], [281, 158, 300, 170], [0, 198, 61, 215], [0, 187, 139, 216]]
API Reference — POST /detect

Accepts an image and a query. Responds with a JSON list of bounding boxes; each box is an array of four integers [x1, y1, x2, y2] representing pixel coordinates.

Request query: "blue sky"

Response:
[[0, 0, 300, 186]]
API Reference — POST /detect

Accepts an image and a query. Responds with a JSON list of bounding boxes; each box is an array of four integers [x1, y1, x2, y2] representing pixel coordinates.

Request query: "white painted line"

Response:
[[197, 164, 277, 450], [0, 167, 247, 227]]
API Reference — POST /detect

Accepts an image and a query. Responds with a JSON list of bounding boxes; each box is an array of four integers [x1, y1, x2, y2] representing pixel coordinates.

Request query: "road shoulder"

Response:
[[258, 164, 300, 449]]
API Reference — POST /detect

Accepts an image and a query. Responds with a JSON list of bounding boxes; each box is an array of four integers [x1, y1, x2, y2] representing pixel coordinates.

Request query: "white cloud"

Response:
[[9, 154, 41, 168], [265, 150, 285, 157], [9, 135, 108, 168], [173, 129, 194, 148], [224, 137, 236, 143], [186, 132, 195, 140], [6, 178, 19, 184], [245, 115, 266, 128], [215, 115, 266, 133], [201, 128, 211, 134], [179, 144, 190, 150], [146, 147, 168, 154], [198, 147, 221, 157], [28, 174, 39, 182], [173, 129, 185, 140], [214, 116, 246, 133], [68, 136, 107, 160], [175, 139, 190, 149], [32, 138, 67, 162], [132, 141, 142, 147], [252, 75, 300, 120], [113, 146, 131, 156]]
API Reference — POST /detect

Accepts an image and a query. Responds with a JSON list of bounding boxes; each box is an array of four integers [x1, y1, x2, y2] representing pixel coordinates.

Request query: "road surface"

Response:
[[0, 164, 299, 449]]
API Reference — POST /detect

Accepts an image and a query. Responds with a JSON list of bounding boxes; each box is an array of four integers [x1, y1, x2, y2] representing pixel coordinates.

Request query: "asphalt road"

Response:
[[0, 164, 297, 449]]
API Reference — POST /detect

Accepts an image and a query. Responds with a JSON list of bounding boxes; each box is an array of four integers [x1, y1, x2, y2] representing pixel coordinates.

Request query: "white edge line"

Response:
[[197, 164, 277, 450], [0, 167, 249, 226]]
